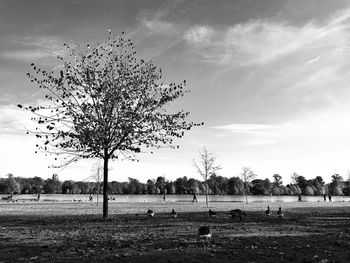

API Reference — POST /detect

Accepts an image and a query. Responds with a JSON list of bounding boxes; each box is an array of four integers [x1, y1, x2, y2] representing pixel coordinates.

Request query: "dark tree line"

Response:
[[1, 173, 349, 196]]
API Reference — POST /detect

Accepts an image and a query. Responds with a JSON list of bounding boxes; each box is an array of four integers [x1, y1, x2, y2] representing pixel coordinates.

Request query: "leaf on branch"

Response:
[[18, 31, 203, 167]]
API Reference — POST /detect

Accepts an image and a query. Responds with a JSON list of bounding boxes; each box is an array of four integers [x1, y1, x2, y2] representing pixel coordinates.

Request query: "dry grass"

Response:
[[0, 200, 349, 262]]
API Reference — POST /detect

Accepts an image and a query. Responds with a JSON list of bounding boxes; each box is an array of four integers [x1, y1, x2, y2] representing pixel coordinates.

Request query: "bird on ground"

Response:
[[226, 209, 246, 224], [198, 226, 212, 239], [208, 209, 217, 218], [147, 209, 155, 217], [170, 209, 177, 218], [265, 206, 271, 216], [198, 225, 212, 251], [277, 207, 284, 218]]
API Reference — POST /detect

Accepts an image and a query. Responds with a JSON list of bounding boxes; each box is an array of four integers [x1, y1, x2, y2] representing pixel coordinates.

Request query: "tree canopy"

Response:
[[18, 31, 202, 217]]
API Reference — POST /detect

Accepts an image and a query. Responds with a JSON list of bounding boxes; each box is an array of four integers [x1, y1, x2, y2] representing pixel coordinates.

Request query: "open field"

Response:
[[0, 201, 349, 262]]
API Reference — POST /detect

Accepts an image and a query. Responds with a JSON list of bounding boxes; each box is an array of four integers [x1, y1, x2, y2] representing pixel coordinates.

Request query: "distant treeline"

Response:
[[0, 173, 349, 196]]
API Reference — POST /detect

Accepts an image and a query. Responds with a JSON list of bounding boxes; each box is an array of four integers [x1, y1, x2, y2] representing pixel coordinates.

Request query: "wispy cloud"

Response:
[[139, 16, 174, 35], [0, 104, 33, 136], [181, 8, 350, 124], [135, 0, 185, 37], [213, 123, 281, 134], [184, 9, 350, 67], [0, 94, 16, 104], [212, 123, 281, 146], [184, 25, 214, 46], [213, 102, 350, 148], [307, 56, 320, 64], [1, 50, 59, 61], [0, 36, 70, 61]]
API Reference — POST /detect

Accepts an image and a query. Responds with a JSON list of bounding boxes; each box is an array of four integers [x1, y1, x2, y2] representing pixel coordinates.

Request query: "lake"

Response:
[[1, 194, 349, 203]]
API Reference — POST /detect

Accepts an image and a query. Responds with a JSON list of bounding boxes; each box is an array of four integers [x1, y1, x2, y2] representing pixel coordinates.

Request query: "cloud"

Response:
[[243, 139, 277, 146], [214, 102, 350, 147], [184, 9, 350, 67], [182, 8, 350, 124], [139, 16, 174, 34], [0, 94, 16, 104], [1, 50, 59, 61], [213, 123, 281, 134], [136, 1, 182, 37], [307, 56, 320, 64], [0, 36, 69, 61], [130, 3, 185, 59], [212, 123, 281, 146], [220, 20, 335, 66], [184, 25, 214, 46], [0, 104, 33, 136]]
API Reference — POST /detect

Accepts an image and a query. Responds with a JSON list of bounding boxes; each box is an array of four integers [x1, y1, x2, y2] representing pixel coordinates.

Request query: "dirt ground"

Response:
[[0, 200, 349, 263]]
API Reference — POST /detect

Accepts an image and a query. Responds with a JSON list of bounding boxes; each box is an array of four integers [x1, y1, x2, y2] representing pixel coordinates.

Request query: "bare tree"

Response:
[[240, 167, 257, 204], [18, 31, 202, 218], [291, 172, 300, 184], [193, 147, 221, 207], [84, 160, 104, 205]]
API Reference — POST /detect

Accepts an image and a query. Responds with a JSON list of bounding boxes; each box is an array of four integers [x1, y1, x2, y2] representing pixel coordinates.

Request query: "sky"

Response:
[[1, 0, 350, 184]]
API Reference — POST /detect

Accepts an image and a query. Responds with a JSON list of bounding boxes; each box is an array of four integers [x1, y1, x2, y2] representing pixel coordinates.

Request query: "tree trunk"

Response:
[[205, 182, 209, 208], [103, 149, 109, 218], [96, 180, 100, 205]]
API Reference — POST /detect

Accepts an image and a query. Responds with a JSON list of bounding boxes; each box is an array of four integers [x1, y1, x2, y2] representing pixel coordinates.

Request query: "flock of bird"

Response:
[[146, 205, 285, 242], [265, 206, 284, 218]]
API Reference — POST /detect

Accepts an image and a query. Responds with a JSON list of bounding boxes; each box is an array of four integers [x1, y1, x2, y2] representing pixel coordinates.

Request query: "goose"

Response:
[[226, 209, 246, 223], [208, 209, 217, 218], [265, 206, 271, 216], [147, 209, 155, 217], [170, 209, 177, 219], [277, 207, 284, 218], [199, 225, 212, 251], [198, 226, 212, 239]]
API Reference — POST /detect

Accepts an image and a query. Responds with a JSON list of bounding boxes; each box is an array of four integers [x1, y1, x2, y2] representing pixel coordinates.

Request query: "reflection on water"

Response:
[[1, 194, 349, 203]]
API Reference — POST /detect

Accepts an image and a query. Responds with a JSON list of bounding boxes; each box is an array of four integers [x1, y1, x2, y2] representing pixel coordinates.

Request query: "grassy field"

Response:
[[0, 200, 349, 262]]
